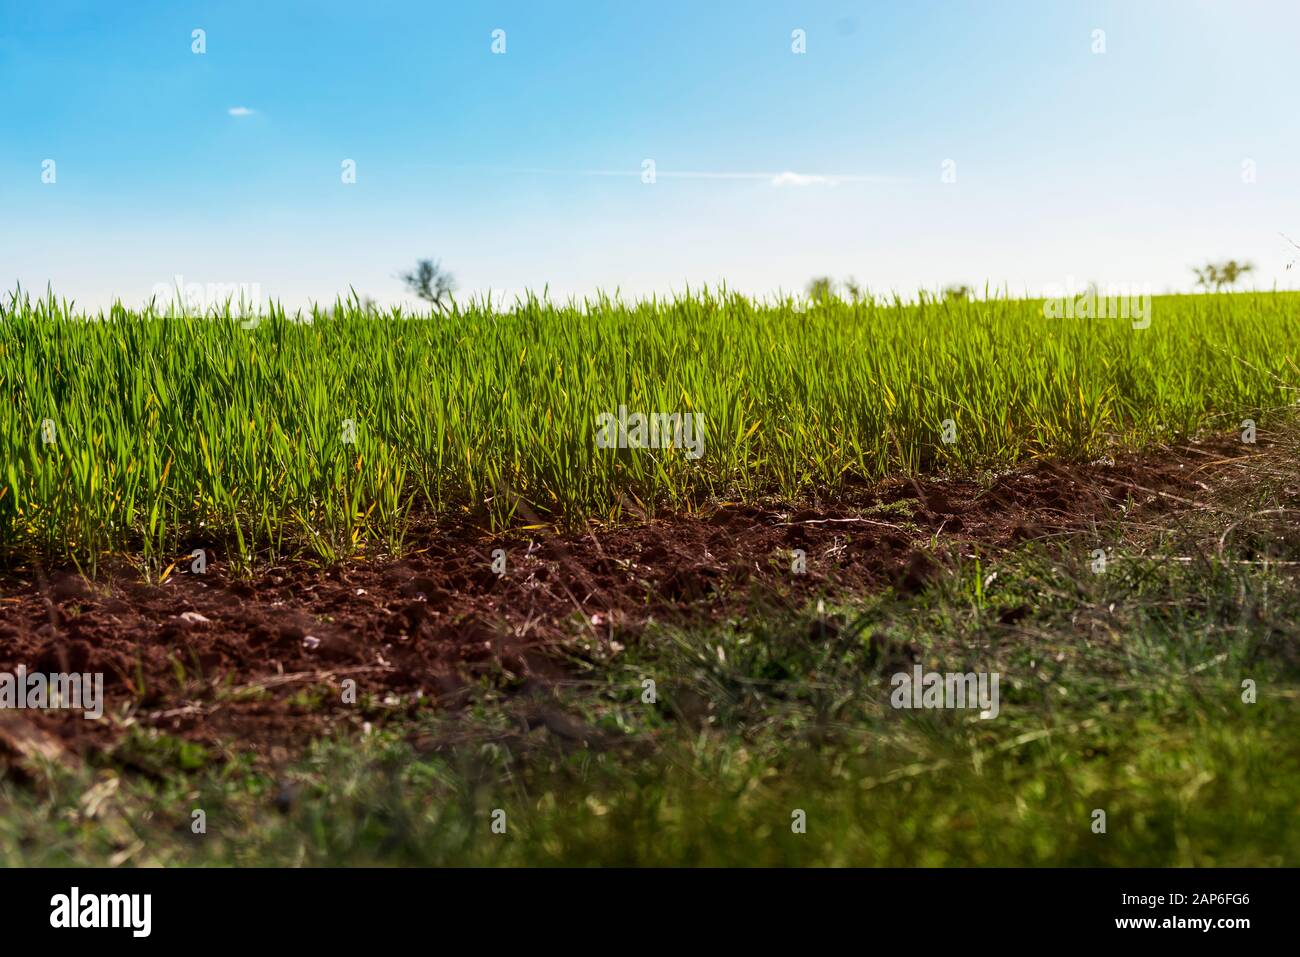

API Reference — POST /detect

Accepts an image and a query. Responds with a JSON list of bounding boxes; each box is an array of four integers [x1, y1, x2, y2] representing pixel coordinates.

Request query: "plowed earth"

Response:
[[0, 436, 1260, 760]]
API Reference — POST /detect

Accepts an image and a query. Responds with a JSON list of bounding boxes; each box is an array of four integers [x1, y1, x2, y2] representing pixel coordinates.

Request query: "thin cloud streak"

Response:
[[580, 168, 899, 185], [426, 164, 902, 185]]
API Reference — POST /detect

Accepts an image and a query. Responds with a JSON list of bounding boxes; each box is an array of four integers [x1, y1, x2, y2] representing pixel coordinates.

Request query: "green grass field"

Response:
[[2, 288, 1298, 867], [3, 288, 1298, 567]]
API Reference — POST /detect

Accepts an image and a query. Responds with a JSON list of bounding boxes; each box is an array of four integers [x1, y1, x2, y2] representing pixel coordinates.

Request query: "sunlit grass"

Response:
[[3, 287, 1298, 567]]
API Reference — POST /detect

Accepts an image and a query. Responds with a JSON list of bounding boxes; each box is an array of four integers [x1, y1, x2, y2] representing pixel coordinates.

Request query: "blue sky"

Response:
[[2, 1, 1298, 308]]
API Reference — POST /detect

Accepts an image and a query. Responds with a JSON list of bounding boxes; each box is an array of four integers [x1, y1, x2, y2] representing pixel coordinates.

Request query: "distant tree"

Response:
[[400, 259, 455, 312], [943, 283, 972, 302], [1193, 259, 1254, 292], [1219, 259, 1254, 289], [806, 276, 836, 303]]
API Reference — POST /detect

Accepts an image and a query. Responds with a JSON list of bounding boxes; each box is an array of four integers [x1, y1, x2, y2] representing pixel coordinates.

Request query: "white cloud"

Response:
[[581, 168, 896, 186], [227, 107, 255, 117], [769, 171, 836, 187], [433, 165, 903, 186]]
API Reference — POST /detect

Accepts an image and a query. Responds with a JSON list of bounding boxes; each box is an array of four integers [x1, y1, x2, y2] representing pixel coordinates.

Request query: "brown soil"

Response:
[[0, 436, 1260, 760]]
